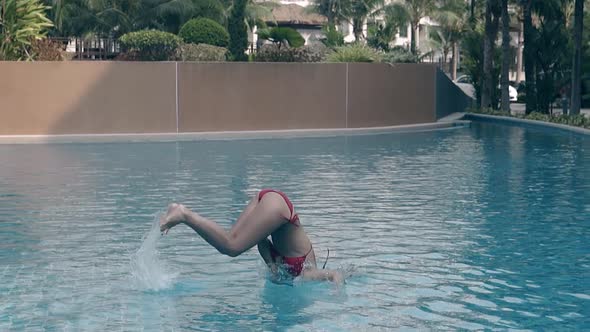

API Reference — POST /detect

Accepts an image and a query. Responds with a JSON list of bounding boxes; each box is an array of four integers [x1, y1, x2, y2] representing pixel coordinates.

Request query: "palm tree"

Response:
[[138, 0, 225, 34], [386, 0, 436, 55], [309, 0, 348, 27], [500, 0, 510, 111], [432, 0, 468, 79], [570, 0, 584, 115], [428, 26, 452, 70], [343, 0, 385, 42], [244, 0, 275, 52]]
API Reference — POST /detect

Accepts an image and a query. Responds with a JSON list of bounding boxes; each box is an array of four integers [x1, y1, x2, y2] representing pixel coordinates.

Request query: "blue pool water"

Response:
[[0, 121, 589, 331]]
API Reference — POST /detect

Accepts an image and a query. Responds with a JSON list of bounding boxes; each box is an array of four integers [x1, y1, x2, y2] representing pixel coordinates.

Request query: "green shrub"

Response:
[[382, 46, 418, 64], [326, 43, 382, 63], [119, 30, 182, 61], [176, 43, 227, 61], [257, 27, 305, 49], [320, 24, 344, 48], [255, 44, 327, 62], [179, 18, 229, 47], [30, 38, 66, 61]]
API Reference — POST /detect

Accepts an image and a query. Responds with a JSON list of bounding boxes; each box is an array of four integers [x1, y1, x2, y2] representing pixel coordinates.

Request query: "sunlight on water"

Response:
[[130, 214, 178, 291]]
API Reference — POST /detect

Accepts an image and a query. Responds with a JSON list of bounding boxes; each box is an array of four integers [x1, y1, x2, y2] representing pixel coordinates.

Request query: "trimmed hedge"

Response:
[[382, 46, 418, 64], [179, 18, 229, 47], [119, 30, 182, 61], [255, 44, 327, 62], [176, 43, 227, 62]]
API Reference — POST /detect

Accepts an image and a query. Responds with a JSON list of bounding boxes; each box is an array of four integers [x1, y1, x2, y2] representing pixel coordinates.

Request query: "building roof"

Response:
[[262, 3, 327, 26]]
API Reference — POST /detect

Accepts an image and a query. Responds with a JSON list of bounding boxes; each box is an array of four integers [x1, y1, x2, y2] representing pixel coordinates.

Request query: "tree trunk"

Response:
[[522, 0, 536, 114], [481, 0, 495, 109], [410, 22, 418, 55], [353, 18, 364, 42], [501, 0, 510, 112], [570, 0, 584, 115], [451, 42, 458, 80], [470, 0, 476, 24], [516, 21, 523, 83]]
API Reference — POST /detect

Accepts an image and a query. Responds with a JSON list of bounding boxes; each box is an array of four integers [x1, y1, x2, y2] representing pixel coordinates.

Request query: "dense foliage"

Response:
[[257, 27, 305, 49], [0, 0, 53, 60], [178, 18, 229, 47], [227, 0, 248, 61], [326, 43, 382, 63]]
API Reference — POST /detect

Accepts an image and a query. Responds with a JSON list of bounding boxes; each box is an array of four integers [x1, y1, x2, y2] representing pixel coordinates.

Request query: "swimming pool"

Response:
[[1, 121, 588, 331]]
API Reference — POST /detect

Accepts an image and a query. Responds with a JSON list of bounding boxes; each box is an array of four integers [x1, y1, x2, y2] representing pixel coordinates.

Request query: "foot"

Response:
[[160, 203, 187, 234]]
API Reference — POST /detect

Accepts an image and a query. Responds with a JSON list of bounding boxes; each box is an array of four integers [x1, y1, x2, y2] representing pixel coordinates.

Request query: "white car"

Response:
[[508, 85, 517, 102], [454, 75, 518, 102]]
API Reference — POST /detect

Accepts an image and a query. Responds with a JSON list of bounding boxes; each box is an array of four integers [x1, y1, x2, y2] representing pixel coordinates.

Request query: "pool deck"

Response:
[[0, 121, 470, 144]]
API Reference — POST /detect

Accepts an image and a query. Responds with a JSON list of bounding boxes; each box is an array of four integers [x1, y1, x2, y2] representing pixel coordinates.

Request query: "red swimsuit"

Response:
[[258, 189, 311, 276]]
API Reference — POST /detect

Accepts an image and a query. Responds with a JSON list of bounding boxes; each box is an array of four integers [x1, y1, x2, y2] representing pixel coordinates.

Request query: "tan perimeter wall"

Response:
[[0, 62, 466, 136]]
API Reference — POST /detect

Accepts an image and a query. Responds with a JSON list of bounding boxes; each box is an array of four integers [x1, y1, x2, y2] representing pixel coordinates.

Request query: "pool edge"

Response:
[[465, 113, 590, 136], [0, 121, 470, 144]]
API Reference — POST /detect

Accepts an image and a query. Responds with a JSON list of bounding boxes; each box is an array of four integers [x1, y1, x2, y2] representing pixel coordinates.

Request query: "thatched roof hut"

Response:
[[260, 3, 327, 27]]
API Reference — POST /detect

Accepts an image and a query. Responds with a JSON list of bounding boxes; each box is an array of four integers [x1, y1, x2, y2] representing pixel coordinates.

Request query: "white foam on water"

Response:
[[130, 214, 178, 291]]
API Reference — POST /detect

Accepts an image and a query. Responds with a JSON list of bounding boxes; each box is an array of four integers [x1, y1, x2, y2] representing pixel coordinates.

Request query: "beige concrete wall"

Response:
[[0, 62, 465, 136], [178, 63, 347, 132], [0, 62, 176, 135], [347, 63, 437, 127]]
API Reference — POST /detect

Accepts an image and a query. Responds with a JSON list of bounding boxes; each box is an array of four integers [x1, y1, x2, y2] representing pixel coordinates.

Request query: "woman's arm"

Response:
[[300, 268, 344, 284], [257, 238, 278, 274]]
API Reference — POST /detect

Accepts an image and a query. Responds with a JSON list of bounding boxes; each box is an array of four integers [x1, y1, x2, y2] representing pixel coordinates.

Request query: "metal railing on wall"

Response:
[[49, 37, 121, 60]]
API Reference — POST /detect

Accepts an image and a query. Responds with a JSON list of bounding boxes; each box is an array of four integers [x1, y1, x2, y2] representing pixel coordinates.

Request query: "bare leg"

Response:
[[160, 193, 289, 257], [236, 194, 258, 224]]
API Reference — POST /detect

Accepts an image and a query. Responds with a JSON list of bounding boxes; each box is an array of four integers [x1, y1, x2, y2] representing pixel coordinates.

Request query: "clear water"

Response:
[[0, 122, 589, 331]]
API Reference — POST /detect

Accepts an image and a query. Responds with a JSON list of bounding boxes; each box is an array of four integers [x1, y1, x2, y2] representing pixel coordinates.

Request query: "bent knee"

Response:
[[222, 242, 244, 257]]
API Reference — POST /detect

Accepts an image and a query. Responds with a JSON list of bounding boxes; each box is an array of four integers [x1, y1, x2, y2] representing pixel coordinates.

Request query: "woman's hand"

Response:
[[300, 268, 345, 285], [160, 203, 187, 234]]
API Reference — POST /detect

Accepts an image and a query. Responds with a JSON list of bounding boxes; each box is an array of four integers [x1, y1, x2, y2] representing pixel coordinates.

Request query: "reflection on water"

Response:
[[0, 122, 589, 330]]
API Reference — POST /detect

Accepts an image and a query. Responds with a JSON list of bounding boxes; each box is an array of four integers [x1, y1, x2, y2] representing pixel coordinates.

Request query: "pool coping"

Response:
[[0, 120, 470, 144], [464, 113, 590, 136]]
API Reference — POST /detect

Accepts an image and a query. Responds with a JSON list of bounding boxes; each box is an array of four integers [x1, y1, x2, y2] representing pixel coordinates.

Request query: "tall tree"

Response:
[[344, 0, 384, 42], [228, 0, 248, 61], [521, 0, 536, 113], [387, 0, 436, 55], [481, 0, 500, 109], [310, 0, 347, 27], [570, 0, 584, 115], [433, 0, 468, 79], [500, 0, 510, 111]]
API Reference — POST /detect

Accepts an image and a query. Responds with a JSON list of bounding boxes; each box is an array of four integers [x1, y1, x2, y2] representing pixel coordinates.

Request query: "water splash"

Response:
[[130, 214, 178, 291]]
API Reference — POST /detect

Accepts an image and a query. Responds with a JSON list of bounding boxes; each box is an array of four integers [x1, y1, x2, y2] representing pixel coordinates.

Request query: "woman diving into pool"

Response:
[[160, 189, 344, 284]]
